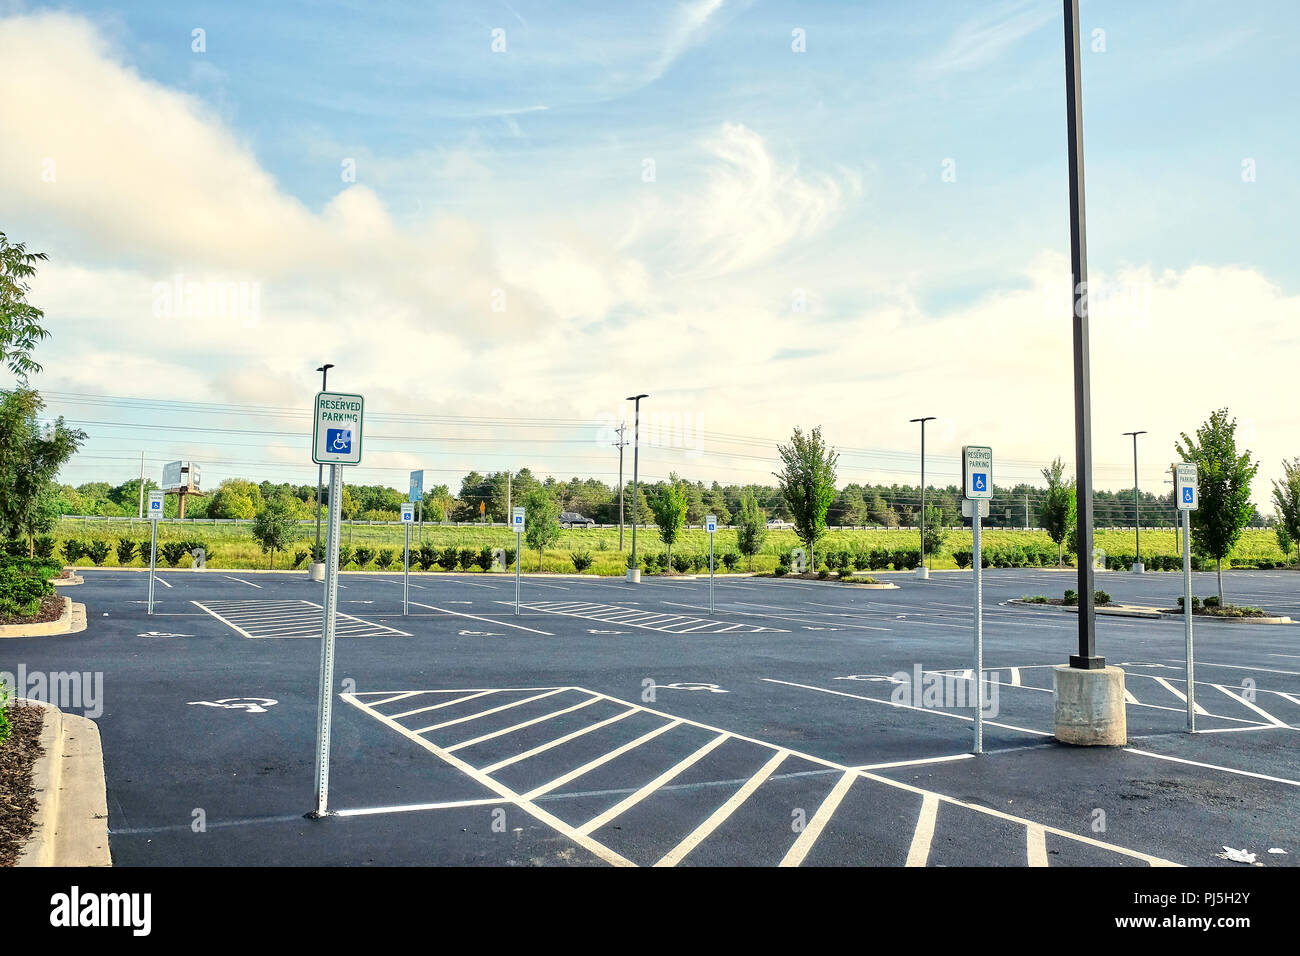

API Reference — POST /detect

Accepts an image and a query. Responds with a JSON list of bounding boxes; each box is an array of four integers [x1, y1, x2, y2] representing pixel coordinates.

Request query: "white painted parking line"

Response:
[[153, 575, 173, 588], [1026, 825, 1049, 867], [780, 771, 857, 867], [408, 601, 553, 636], [346, 687, 1178, 867], [1153, 676, 1210, 716], [1212, 684, 1287, 726], [390, 690, 497, 719], [224, 576, 262, 588], [577, 733, 731, 836], [654, 749, 789, 868], [522, 720, 684, 800], [506, 599, 784, 633], [1124, 748, 1300, 787], [905, 794, 940, 867], [416, 688, 568, 733], [446, 696, 602, 752], [191, 599, 412, 639]]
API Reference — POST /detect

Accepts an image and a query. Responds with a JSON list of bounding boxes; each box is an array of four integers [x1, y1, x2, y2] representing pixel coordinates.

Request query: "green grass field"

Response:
[[49, 518, 1292, 575]]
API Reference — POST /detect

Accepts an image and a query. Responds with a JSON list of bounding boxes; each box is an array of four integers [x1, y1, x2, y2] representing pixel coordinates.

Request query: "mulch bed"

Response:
[[1158, 606, 1269, 618], [0, 594, 64, 626], [1021, 598, 1116, 608], [0, 704, 46, 866]]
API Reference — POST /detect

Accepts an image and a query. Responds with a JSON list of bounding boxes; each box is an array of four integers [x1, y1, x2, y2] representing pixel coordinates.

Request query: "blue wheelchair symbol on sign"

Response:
[[327, 428, 352, 454], [1182, 487, 1194, 503], [973, 473, 987, 492]]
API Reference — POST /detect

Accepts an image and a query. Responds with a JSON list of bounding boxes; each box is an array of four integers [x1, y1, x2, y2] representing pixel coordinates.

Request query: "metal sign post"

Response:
[[705, 514, 717, 614], [310, 390, 363, 818], [146, 490, 163, 615], [401, 502, 414, 616], [512, 506, 525, 616], [963, 446, 993, 755], [1176, 462, 1198, 732]]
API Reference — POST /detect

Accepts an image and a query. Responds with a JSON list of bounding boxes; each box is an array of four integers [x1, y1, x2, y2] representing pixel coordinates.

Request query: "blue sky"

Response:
[[2, 0, 1297, 499]]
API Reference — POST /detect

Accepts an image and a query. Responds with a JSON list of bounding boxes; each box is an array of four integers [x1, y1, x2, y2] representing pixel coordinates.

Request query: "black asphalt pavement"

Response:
[[4, 565, 1298, 867]]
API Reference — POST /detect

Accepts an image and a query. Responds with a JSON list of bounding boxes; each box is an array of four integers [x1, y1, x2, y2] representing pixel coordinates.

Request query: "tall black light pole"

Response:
[[1064, 0, 1102, 669], [1123, 431, 1147, 571], [910, 416, 936, 573], [315, 363, 334, 550], [627, 394, 648, 574]]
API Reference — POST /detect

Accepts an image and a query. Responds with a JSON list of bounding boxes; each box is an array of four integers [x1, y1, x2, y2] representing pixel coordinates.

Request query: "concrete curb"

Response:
[[0, 597, 88, 638], [14, 699, 111, 867], [1004, 599, 1293, 624]]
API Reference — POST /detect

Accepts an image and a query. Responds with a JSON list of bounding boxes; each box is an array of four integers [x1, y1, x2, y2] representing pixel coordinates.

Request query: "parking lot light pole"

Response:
[[910, 417, 936, 577], [314, 363, 334, 551], [627, 394, 648, 580], [1063, 0, 1102, 670], [1123, 431, 1147, 572]]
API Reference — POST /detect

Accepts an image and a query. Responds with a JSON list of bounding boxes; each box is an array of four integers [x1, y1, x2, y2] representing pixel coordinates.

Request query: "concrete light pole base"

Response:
[[1053, 665, 1127, 745], [626, 569, 640, 583], [1131, 562, 1144, 574], [915, 566, 929, 580], [308, 562, 325, 582]]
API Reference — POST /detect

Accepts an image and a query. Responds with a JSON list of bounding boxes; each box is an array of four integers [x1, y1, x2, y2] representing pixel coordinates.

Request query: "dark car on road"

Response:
[[559, 511, 596, 528]]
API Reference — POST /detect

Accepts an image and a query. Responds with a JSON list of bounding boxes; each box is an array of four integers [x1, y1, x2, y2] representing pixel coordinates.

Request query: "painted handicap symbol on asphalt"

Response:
[[657, 682, 728, 694], [138, 631, 194, 638], [188, 697, 278, 714]]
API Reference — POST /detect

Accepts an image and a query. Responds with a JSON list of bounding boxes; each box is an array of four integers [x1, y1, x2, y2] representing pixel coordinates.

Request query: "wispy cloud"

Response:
[[920, 0, 1056, 75]]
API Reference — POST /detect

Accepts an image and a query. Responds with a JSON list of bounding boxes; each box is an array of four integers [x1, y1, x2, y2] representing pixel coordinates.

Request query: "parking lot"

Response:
[[10, 566, 1300, 867]]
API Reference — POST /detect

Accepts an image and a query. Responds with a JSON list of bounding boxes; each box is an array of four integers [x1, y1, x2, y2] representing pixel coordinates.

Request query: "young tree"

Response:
[[1176, 408, 1258, 605], [0, 389, 86, 554], [774, 426, 838, 570], [0, 233, 51, 382], [251, 496, 297, 568], [921, 504, 949, 563], [1039, 457, 1076, 566], [651, 481, 688, 570], [1275, 518, 1293, 567], [523, 487, 560, 571], [735, 489, 767, 571], [1271, 458, 1300, 568]]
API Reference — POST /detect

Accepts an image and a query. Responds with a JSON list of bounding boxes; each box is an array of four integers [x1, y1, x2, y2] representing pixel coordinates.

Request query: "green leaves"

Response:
[[0, 232, 51, 382], [650, 481, 688, 549], [1039, 457, 1076, 561], [774, 426, 838, 555], [1175, 409, 1258, 562]]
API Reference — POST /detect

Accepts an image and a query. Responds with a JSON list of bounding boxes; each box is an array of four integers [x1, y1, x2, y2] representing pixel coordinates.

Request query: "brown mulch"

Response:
[[0, 704, 46, 866], [0, 593, 64, 626]]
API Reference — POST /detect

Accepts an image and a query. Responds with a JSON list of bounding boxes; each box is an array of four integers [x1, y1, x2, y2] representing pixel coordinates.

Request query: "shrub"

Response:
[[778, 550, 793, 567], [953, 550, 972, 569], [337, 545, 353, 569], [690, 553, 707, 573], [722, 552, 739, 571], [1021, 595, 1050, 604], [115, 539, 137, 565], [1063, 589, 1078, 606], [571, 551, 593, 572], [417, 544, 437, 571], [377, 549, 395, 570], [981, 551, 992, 568], [311, 542, 327, 564], [437, 547, 458, 571], [457, 548, 475, 571], [656, 552, 670, 572], [1203, 595, 1220, 608], [504, 547, 516, 569], [475, 547, 494, 572], [160, 541, 188, 566], [353, 547, 375, 569], [138, 540, 154, 564], [33, 536, 55, 561], [1094, 589, 1111, 605], [1177, 596, 1203, 611], [626, 553, 637, 570], [868, 548, 890, 571], [0, 566, 54, 617], [817, 568, 830, 579], [852, 550, 869, 571], [672, 552, 690, 573], [293, 550, 309, 568], [774, 562, 789, 577], [3, 539, 25, 558], [62, 539, 84, 564]]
